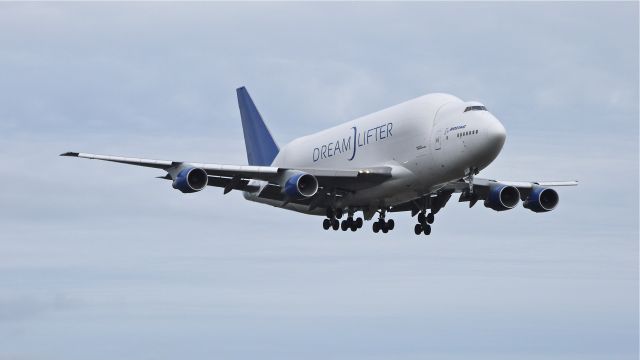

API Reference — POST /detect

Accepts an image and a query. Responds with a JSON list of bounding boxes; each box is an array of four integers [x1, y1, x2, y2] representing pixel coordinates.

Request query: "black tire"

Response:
[[332, 219, 340, 231], [341, 220, 348, 231], [355, 217, 363, 228], [426, 213, 434, 224], [379, 220, 388, 233], [372, 221, 380, 233], [350, 223, 357, 232], [423, 224, 431, 235], [418, 212, 426, 224], [387, 219, 395, 230], [323, 218, 331, 230], [414, 224, 422, 235], [346, 217, 353, 227], [335, 208, 343, 219]]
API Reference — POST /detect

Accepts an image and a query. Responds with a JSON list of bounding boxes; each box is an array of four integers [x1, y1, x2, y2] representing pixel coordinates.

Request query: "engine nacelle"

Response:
[[172, 167, 208, 193], [283, 172, 318, 199], [484, 184, 520, 211], [524, 186, 558, 212]]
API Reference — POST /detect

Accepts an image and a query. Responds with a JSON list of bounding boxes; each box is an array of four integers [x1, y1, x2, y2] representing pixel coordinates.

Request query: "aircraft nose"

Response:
[[486, 117, 507, 150]]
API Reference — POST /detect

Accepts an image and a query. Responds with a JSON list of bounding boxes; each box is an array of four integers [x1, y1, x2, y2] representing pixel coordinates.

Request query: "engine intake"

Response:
[[283, 172, 318, 199], [172, 167, 208, 193], [484, 184, 520, 211], [524, 186, 559, 212]]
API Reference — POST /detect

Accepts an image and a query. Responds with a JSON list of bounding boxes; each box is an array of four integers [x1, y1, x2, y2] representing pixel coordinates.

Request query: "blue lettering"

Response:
[[348, 127, 357, 160], [343, 136, 351, 154], [314, 123, 394, 162]]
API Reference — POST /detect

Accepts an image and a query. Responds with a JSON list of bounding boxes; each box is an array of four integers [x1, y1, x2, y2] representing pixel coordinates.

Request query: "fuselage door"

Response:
[[434, 129, 442, 150]]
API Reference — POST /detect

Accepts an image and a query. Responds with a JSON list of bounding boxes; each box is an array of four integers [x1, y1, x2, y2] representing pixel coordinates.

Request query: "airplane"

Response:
[[61, 87, 578, 235]]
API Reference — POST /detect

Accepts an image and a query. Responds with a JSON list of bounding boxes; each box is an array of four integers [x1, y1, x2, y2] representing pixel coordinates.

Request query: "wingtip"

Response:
[[60, 151, 79, 157]]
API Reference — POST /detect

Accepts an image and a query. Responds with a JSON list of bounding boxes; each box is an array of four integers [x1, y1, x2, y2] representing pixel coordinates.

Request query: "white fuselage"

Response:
[[245, 93, 507, 214]]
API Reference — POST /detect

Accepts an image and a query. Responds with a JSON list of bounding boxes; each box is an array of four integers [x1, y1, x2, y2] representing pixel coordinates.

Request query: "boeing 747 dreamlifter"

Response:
[[62, 87, 577, 235]]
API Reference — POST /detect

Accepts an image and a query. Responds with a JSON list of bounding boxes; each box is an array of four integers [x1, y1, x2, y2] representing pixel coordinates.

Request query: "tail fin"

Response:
[[236, 87, 279, 166]]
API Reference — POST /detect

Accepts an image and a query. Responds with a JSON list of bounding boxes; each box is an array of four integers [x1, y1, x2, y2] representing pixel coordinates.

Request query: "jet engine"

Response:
[[172, 167, 208, 193], [523, 186, 559, 212], [283, 172, 319, 199], [484, 184, 520, 211]]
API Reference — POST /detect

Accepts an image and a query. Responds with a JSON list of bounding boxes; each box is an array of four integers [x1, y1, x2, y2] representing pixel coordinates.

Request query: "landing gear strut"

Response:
[[326, 207, 343, 219]]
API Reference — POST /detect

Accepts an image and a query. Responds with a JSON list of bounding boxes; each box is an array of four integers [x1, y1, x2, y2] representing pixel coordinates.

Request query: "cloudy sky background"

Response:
[[0, 2, 637, 360]]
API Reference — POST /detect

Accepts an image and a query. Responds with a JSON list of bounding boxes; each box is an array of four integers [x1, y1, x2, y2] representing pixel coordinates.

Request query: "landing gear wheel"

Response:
[[335, 208, 343, 219], [387, 219, 395, 230], [380, 220, 388, 233], [418, 212, 426, 224], [372, 221, 380, 233], [341, 220, 349, 231], [414, 224, 422, 235], [423, 224, 431, 235], [355, 218, 363, 228], [350, 223, 358, 231], [323, 218, 331, 230], [426, 213, 434, 224], [332, 219, 340, 231]]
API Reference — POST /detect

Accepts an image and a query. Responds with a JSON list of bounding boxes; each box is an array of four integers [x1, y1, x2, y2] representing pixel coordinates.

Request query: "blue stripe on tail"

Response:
[[236, 87, 279, 166]]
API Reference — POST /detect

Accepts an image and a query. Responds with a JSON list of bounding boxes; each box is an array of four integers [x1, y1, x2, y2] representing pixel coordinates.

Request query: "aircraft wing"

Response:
[[441, 177, 578, 208], [60, 151, 392, 197], [389, 177, 577, 214], [443, 177, 578, 194]]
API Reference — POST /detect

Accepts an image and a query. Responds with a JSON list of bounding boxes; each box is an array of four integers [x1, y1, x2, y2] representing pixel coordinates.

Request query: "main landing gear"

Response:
[[322, 207, 437, 235], [323, 208, 363, 232], [341, 217, 363, 232], [322, 218, 340, 231], [414, 211, 434, 235], [372, 210, 394, 233]]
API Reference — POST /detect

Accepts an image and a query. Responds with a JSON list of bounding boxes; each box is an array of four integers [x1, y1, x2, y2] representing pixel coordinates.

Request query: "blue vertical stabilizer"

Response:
[[236, 87, 279, 166]]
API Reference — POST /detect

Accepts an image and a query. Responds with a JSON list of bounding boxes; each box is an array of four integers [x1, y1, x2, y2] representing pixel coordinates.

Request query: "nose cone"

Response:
[[475, 116, 507, 168], [487, 118, 507, 151]]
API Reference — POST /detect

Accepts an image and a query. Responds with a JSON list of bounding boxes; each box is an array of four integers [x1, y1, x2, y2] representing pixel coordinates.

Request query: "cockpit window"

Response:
[[464, 105, 487, 112]]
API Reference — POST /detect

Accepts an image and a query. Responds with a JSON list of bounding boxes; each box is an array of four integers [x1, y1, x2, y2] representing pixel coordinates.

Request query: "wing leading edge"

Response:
[[441, 177, 578, 193], [60, 151, 393, 199]]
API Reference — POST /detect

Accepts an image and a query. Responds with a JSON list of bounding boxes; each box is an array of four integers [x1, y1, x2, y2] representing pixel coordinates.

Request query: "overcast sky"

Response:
[[0, 2, 638, 360]]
